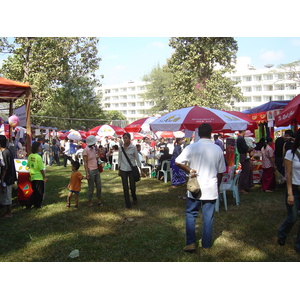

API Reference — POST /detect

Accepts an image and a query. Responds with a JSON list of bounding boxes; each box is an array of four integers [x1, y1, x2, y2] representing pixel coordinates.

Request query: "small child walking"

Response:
[[67, 161, 85, 208]]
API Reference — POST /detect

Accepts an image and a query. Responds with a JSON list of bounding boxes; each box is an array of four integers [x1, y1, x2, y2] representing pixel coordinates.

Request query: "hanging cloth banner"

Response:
[[14, 104, 26, 127]]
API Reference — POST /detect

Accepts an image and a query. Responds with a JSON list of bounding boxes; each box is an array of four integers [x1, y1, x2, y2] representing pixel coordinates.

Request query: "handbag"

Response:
[[98, 162, 103, 173], [121, 147, 140, 182], [187, 176, 201, 198]]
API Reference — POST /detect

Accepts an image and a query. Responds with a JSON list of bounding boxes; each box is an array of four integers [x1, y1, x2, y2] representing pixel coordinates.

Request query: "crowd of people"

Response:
[[0, 126, 300, 256]]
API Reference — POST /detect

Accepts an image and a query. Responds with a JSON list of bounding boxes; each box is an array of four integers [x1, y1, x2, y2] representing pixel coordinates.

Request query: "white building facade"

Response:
[[98, 57, 300, 122]]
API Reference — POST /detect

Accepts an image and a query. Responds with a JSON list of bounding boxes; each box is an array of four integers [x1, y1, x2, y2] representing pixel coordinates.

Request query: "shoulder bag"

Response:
[[121, 146, 140, 182], [187, 175, 201, 198]]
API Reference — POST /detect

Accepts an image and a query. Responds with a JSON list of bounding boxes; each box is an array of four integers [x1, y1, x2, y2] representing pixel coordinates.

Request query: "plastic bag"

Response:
[[275, 170, 285, 185]]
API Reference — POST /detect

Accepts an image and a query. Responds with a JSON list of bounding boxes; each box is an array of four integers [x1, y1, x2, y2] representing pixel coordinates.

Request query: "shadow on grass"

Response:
[[0, 167, 299, 262]]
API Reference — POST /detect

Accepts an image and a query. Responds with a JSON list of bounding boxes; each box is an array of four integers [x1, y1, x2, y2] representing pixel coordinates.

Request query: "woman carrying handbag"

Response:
[[118, 133, 144, 209]]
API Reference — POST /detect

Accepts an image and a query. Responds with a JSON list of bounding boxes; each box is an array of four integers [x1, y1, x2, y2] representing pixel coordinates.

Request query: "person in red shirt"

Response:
[[66, 160, 86, 208]]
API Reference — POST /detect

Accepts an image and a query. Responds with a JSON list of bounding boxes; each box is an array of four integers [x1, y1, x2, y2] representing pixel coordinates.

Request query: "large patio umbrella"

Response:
[[67, 130, 83, 141], [87, 124, 125, 137], [156, 131, 185, 138], [124, 116, 158, 133], [224, 110, 258, 132], [275, 94, 300, 127], [130, 132, 145, 140], [150, 105, 248, 132]]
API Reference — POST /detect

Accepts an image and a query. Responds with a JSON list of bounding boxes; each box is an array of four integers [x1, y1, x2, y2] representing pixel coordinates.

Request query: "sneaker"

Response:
[[183, 243, 196, 253]]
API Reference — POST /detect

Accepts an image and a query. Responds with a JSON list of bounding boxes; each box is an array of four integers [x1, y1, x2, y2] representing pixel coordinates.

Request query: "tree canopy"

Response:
[[142, 64, 173, 114], [0, 37, 106, 129], [165, 37, 244, 110]]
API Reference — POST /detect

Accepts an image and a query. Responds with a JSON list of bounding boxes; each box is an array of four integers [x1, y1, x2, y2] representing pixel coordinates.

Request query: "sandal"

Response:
[[66, 203, 70, 208]]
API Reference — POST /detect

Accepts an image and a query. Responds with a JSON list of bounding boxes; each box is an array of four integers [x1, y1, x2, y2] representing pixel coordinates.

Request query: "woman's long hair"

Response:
[[291, 129, 300, 155], [263, 137, 273, 149]]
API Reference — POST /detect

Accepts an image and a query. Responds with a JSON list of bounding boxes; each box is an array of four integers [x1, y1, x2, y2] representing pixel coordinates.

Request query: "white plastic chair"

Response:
[[112, 151, 119, 171], [216, 168, 241, 212], [157, 160, 172, 183], [139, 162, 152, 178], [215, 165, 236, 212]]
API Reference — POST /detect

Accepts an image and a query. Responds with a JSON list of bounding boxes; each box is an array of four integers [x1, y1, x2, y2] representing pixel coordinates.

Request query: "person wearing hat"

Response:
[[82, 135, 103, 207], [244, 130, 256, 159]]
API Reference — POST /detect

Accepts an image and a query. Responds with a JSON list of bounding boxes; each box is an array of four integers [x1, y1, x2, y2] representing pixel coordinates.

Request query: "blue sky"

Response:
[[1, 37, 300, 86], [98, 37, 300, 85]]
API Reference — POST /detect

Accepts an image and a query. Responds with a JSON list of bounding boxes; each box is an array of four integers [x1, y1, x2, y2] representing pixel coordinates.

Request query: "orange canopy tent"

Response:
[[0, 77, 32, 152]]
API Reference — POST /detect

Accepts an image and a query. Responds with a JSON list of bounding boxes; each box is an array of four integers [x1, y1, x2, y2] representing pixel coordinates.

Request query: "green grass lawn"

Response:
[[0, 164, 299, 262]]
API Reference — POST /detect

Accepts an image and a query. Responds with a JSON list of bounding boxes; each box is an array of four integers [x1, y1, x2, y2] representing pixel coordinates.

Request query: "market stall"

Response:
[[0, 77, 32, 153]]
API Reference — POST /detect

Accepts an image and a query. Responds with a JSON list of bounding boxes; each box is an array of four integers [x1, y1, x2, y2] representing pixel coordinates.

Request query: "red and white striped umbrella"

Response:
[[150, 105, 248, 132], [87, 125, 125, 137], [67, 130, 83, 141], [130, 132, 145, 140], [124, 116, 158, 133], [155, 131, 185, 138]]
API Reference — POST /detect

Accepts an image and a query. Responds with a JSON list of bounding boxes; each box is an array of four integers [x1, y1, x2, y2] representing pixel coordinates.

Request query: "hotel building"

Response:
[[98, 57, 300, 122]]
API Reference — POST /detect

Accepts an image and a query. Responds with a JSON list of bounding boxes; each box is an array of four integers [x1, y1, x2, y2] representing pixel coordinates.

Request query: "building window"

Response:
[[112, 96, 119, 100], [129, 95, 136, 99], [254, 96, 262, 102], [120, 103, 127, 107], [129, 87, 136, 91], [255, 86, 262, 91], [128, 110, 136, 115], [129, 103, 136, 107], [138, 86, 145, 91], [287, 83, 297, 90], [233, 76, 241, 82], [112, 88, 119, 93], [275, 95, 284, 100], [244, 76, 252, 82], [104, 89, 111, 94], [121, 88, 127, 92], [121, 95, 127, 99], [275, 84, 285, 90], [276, 73, 284, 80], [264, 74, 273, 80], [244, 87, 252, 92], [254, 75, 262, 81], [264, 85, 273, 91]]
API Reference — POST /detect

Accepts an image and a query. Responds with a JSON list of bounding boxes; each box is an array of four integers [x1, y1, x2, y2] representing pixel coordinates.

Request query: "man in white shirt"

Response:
[[176, 123, 226, 252]]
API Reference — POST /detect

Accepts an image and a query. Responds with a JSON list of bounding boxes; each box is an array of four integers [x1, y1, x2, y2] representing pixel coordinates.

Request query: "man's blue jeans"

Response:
[[278, 185, 300, 252], [185, 197, 216, 248]]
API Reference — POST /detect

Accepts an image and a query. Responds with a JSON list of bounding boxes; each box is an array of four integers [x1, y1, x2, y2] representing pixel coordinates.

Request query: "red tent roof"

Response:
[[0, 77, 31, 102], [275, 94, 300, 127]]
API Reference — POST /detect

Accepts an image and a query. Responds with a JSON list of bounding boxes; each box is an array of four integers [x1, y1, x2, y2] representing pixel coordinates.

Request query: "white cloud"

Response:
[[259, 50, 285, 63], [291, 39, 300, 46]]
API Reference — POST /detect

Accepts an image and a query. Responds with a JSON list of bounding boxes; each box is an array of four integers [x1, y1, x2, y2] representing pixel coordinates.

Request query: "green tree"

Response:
[[142, 64, 173, 114], [167, 37, 244, 109], [105, 110, 126, 121], [0, 37, 102, 127], [273, 60, 300, 89], [37, 77, 105, 130]]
